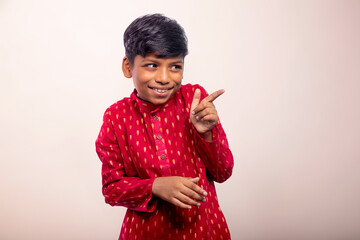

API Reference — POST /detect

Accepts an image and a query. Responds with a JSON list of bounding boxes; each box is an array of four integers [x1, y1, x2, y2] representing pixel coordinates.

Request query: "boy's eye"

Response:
[[171, 65, 182, 70], [145, 64, 157, 68]]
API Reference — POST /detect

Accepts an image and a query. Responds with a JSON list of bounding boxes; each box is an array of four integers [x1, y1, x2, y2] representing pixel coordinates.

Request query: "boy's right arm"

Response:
[[95, 109, 157, 212]]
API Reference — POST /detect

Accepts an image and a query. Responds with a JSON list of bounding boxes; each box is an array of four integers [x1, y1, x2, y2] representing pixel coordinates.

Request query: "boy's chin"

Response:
[[150, 97, 171, 105], [138, 95, 170, 105]]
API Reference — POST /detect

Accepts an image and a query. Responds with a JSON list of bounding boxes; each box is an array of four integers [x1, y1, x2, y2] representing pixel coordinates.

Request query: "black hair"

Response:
[[124, 14, 188, 65]]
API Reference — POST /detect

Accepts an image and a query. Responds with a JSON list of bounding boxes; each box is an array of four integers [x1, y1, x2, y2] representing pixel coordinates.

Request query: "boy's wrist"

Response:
[[199, 131, 212, 142]]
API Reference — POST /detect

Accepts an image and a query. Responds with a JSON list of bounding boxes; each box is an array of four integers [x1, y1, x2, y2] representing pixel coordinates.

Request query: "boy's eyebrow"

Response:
[[171, 60, 184, 64], [168, 60, 184, 65]]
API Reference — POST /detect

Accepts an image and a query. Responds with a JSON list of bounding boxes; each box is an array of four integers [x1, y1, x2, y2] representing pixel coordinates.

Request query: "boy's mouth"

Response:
[[149, 87, 173, 93]]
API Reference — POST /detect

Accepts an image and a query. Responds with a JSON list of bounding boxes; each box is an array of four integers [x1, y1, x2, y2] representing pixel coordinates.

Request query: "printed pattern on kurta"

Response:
[[96, 84, 234, 240]]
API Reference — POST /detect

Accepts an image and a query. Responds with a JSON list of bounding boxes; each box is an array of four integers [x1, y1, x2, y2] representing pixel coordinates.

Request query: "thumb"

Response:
[[188, 177, 200, 183], [191, 89, 201, 112]]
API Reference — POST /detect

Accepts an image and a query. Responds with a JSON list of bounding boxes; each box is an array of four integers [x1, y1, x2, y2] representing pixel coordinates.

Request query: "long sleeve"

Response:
[[95, 108, 157, 212], [194, 122, 234, 183], [192, 86, 234, 183]]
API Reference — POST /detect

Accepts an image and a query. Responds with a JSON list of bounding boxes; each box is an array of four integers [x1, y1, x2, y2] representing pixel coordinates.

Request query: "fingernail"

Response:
[[192, 111, 195, 115], [203, 191, 208, 196], [196, 116, 199, 120], [202, 197, 206, 202], [197, 203, 201, 206]]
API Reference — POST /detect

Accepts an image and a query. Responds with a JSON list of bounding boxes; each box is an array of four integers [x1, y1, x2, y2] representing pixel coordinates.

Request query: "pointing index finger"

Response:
[[205, 89, 225, 103]]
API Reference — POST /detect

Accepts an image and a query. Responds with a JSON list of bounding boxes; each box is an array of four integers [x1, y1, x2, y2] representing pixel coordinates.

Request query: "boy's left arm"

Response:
[[190, 87, 234, 183]]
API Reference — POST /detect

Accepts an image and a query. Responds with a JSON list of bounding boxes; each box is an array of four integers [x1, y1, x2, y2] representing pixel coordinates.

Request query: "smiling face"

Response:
[[122, 54, 184, 105]]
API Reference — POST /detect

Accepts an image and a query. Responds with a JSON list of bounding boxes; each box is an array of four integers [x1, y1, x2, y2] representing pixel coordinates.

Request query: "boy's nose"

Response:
[[155, 67, 170, 84]]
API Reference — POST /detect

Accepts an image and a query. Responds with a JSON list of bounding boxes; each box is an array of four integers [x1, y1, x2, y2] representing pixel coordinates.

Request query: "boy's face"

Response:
[[123, 54, 184, 105]]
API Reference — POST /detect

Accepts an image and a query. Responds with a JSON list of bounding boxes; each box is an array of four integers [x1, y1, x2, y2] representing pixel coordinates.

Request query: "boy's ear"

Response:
[[122, 56, 132, 78]]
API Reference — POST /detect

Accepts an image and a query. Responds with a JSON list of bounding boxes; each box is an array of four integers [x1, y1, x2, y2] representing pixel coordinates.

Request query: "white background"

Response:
[[1, 0, 360, 239]]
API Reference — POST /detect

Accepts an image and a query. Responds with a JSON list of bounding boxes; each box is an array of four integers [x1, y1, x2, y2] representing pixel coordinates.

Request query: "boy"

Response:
[[96, 14, 234, 240]]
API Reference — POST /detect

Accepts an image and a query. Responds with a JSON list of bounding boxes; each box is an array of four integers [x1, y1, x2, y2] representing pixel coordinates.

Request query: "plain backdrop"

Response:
[[1, 0, 360, 239]]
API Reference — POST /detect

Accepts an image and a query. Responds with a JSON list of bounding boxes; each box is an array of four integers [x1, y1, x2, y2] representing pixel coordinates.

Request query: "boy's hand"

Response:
[[152, 177, 207, 209], [190, 89, 225, 141]]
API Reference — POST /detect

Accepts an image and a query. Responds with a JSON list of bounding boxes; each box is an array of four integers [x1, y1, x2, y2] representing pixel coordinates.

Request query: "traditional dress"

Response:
[[96, 84, 234, 240]]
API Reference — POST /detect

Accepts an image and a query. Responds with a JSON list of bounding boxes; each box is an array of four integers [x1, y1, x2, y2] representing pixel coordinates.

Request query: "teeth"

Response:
[[153, 88, 167, 93]]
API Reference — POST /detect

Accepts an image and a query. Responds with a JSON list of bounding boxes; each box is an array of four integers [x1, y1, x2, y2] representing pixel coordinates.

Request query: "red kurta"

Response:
[[96, 84, 234, 240]]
